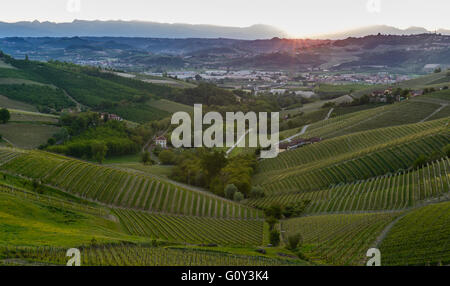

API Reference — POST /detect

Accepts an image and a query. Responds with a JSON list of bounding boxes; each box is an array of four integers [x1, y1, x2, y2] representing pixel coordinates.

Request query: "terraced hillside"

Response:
[[0, 180, 284, 264], [0, 148, 261, 219], [281, 212, 400, 265], [380, 201, 450, 266], [248, 157, 449, 213], [255, 118, 449, 194]]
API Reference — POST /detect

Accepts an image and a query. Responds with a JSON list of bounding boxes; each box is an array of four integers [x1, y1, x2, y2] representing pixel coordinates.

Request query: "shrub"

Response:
[[47, 138, 56, 146], [159, 150, 176, 165], [265, 216, 278, 231], [91, 141, 108, 164], [443, 144, 450, 157], [413, 154, 427, 169], [141, 151, 152, 165], [287, 233, 303, 250], [224, 184, 238, 199], [269, 230, 280, 246], [233, 191, 244, 202], [250, 186, 265, 198], [264, 204, 283, 219], [0, 108, 10, 124]]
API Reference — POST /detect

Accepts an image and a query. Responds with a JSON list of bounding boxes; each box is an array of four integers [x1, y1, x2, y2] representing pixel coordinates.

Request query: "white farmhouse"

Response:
[[155, 136, 167, 149]]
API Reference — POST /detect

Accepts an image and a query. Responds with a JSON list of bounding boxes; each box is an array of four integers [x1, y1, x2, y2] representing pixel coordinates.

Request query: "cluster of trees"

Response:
[[0, 108, 10, 124], [166, 149, 258, 199], [264, 201, 311, 248], [45, 112, 153, 163]]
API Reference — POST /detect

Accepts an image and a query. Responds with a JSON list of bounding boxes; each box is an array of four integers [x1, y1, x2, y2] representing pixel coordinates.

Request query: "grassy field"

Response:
[[0, 78, 49, 86], [314, 83, 374, 99], [9, 109, 59, 124], [0, 190, 140, 247], [281, 95, 353, 117], [0, 122, 60, 149], [147, 99, 193, 114], [0, 60, 14, 69], [0, 95, 37, 112]]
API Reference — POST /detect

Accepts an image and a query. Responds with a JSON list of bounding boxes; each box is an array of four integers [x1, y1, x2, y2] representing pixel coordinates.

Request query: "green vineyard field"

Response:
[[255, 119, 449, 194], [281, 212, 400, 265], [247, 157, 450, 213], [0, 148, 260, 219], [380, 201, 450, 266], [113, 209, 264, 246], [0, 244, 303, 266]]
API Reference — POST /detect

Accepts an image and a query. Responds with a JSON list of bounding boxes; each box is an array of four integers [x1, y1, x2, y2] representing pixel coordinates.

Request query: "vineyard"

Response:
[[255, 118, 449, 193], [113, 209, 264, 246], [260, 118, 448, 174], [280, 212, 400, 265], [380, 201, 450, 266], [0, 244, 303, 266], [0, 148, 261, 219], [247, 157, 450, 213]]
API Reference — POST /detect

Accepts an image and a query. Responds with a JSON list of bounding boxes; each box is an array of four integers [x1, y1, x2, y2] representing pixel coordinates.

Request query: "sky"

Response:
[[1, 0, 449, 37]]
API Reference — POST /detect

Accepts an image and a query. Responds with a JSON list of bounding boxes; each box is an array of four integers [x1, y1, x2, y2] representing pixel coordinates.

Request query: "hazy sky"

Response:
[[1, 0, 449, 36]]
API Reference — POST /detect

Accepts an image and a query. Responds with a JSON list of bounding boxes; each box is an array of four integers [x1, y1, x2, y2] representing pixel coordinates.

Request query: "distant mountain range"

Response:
[[0, 20, 449, 40], [315, 25, 450, 40], [0, 20, 288, 40]]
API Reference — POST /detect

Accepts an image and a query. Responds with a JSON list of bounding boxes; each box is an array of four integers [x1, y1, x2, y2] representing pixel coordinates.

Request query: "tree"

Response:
[[287, 233, 303, 250], [269, 230, 280, 246], [224, 184, 238, 199], [53, 127, 69, 143], [265, 216, 278, 231], [443, 144, 450, 157], [200, 150, 227, 183], [434, 67, 442, 73], [141, 151, 152, 165], [250, 186, 265, 198], [159, 150, 176, 165], [0, 108, 10, 124], [413, 154, 427, 169], [264, 204, 283, 219], [91, 141, 108, 164], [153, 145, 162, 156], [233, 191, 244, 202], [47, 137, 56, 146]]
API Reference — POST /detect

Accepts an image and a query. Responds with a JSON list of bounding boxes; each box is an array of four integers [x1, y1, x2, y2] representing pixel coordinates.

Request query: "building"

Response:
[[155, 136, 167, 149], [279, 137, 323, 151], [100, 113, 123, 121]]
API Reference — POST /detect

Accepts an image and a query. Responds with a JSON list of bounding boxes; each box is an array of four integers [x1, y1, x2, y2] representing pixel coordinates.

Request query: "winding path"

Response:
[[226, 128, 252, 156], [324, 108, 334, 121], [276, 124, 310, 145], [420, 103, 448, 123]]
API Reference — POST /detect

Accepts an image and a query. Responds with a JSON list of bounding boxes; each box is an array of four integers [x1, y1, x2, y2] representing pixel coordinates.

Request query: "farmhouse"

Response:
[[100, 113, 123, 121], [279, 137, 323, 151], [155, 136, 167, 149]]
